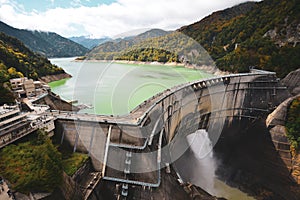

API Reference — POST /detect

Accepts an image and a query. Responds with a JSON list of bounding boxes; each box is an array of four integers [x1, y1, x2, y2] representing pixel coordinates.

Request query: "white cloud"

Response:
[[0, 0, 258, 38]]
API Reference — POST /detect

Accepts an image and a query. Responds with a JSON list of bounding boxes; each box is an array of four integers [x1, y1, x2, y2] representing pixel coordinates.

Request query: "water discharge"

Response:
[[186, 129, 216, 193], [185, 130, 255, 200]]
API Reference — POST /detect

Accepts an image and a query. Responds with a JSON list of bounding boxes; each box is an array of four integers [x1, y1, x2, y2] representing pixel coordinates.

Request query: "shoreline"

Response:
[[39, 72, 72, 84], [74, 58, 229, 76]]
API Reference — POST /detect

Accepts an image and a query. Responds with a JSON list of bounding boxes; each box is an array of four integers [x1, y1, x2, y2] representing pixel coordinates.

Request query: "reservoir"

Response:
[[49, 57, 213, 115]]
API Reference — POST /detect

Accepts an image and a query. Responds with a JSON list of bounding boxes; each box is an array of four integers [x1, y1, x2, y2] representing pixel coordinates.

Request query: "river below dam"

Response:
[[49, 57, 255, 200]]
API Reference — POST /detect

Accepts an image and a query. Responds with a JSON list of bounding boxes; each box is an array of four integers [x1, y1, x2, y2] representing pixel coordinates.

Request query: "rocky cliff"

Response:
[[281, 68, 300, 96], [264, 68, 300, 190], [266, 95, 300, 184]]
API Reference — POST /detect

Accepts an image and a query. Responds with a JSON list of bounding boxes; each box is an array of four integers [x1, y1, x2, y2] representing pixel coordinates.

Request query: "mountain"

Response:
[[92, 0, 299, 78], [101, 3, 255, 66], [0, 21, 88, 58], [0, 32, 66, 104], [178, 0, 299, 77], [131, 29, 173, 42], [69, 36, 111, 49], [86, 29, 171, 60]]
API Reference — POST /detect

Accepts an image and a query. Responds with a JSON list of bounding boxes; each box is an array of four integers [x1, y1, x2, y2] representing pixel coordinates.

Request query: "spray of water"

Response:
[[186, 129, 216, 194], [172, 129, 255, 200]]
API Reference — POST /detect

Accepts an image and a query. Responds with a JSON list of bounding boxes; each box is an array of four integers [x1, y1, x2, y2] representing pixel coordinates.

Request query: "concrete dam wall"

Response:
[[54, 71, 289, 187]]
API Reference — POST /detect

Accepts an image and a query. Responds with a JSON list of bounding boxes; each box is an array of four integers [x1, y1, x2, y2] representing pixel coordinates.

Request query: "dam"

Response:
[[0, 69, 292, 199], [49, 70, 289, 198]]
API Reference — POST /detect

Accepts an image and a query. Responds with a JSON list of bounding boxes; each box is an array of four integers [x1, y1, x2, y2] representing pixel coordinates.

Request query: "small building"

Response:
[[10, 77, 24, 90], [10, 77, 50, 98], [23, 79, 35, 97], [10, 77, 36, 97]]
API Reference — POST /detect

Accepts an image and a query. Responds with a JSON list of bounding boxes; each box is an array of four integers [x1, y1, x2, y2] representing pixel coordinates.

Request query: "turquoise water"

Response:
[[49, 58, 213, 115]]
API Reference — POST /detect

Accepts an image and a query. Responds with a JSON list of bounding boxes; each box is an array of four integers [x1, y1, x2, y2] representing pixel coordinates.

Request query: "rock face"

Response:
[[266, 95, 299, 127], [263, 19, 300, 47], [266, 95, 300, 184], [281, 68, 300, 96], [266, 67, 300, 186], [271, 68, 300, 184]]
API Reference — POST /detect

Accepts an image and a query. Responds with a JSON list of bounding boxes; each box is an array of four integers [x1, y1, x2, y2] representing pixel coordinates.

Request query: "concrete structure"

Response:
[[0, 104, 55, 149], [10, 77, 50, 98], [0, 105, 28, 145], [10, 77, 35, 97], [2, 71, 291, 199], [53, 70, 289, 192], [23, 78, 35, 97], [9, 77, 24, 90]]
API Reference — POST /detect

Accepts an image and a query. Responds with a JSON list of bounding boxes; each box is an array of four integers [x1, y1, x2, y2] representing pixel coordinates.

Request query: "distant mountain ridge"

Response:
[[0, 21, 88, 58], [86, 29, 171, 60], [69, 36, 111, 49]]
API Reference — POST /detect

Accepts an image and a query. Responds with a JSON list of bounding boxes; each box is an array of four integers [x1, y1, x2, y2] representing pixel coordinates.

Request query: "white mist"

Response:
[[186, 129, 216, 194], [185, 129, 255, 200]]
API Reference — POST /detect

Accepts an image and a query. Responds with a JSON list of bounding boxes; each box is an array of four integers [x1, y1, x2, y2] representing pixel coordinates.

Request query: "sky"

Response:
[[0, 0, 259, 38]]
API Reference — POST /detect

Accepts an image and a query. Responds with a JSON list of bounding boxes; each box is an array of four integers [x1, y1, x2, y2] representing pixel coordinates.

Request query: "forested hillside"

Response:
[[179, 0, 299, 77], [0, 21, 88, 58], [115, 47, 179, 63], [0, 32, 66, 104], [115, 31, 215, 66], [0, 130, 63, 193]]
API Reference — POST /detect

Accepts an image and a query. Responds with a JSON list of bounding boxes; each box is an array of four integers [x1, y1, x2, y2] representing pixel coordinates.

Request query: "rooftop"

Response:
[[0, 105, 20, 118]]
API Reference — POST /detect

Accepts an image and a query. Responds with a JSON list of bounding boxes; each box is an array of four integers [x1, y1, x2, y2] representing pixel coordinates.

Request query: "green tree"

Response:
[[286, 97, 300, 151], [7, 67, 24, 78], [0, 130, 63, 193]]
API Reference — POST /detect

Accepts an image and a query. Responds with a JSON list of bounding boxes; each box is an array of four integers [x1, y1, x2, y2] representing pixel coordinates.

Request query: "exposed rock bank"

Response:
[[39, 73, 72, 83], [281, 68, 300, 96]]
